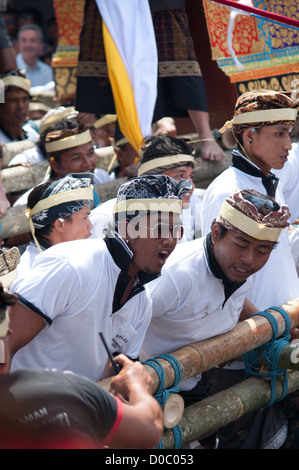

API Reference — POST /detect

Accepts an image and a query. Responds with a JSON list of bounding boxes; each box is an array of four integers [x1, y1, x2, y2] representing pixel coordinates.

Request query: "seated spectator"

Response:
[[91, 114, 117, 148], [0, 69, 39, 216], [8, 106, 77, 167], [138, 134, 203, 241], [13, 117, 112, 208], [0, 69, 39, 144], [16, 24, 54, 88]]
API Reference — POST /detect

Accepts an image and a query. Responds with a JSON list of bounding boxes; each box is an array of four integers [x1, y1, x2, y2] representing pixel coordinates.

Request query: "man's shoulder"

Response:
[[36, 58, 52, 70]]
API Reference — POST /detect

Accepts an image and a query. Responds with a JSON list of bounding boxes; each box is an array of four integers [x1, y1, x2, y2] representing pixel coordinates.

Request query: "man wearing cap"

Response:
[[16, 173, 93, 278], [12, 117, 112, 209], [0, 69, 39, 144], [0, 69, 40, 216], [141, 188, 291, 448], [90, 114, 117, 148], [0, 285, 163, 449], [200, 90, 299, 313], [138, 134, 203, 241], [3, 175, 190, 383], [8, 106, 77, 167], [89, 134, 202, 241]]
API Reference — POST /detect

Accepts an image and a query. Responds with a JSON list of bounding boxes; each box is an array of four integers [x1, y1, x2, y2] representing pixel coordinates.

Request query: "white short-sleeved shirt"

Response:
[[0, 123, 39, 145], [16, 242, 41, 279], [16, 53, 54, 87], [200, 154, 299, 311], [274, 142, 299, 223], [10, 236, 153, 381], [89, 198, 116, 238], [290, 227, 299, 277], [141, 237, 253, 389], [8, 146, 44, 167]]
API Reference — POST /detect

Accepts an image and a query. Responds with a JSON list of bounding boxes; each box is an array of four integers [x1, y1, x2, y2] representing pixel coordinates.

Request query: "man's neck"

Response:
[[22, 55, 38, 70], [0, 121, 24, 140]]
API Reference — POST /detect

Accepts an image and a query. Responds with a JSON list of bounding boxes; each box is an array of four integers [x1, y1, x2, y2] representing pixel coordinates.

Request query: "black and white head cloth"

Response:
[[113, 174, 192, 225], [26, 173, 94, 251]]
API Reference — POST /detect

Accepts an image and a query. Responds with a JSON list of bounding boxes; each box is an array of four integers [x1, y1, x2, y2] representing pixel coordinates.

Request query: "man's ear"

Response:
[[242, 127, 255, 146], [48, 156, 61, 175], [211, 223, 221, 246], [53, 217, 64, 232]]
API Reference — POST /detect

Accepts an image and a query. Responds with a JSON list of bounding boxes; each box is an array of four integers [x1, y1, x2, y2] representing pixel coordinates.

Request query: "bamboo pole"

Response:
[[144, 300, 299, 393], [161, 370, 299, 448], [0, 150, 231, 195], [1, 161, 49, 193], [0, 141, 36, 168], [98, 299, 299, 394]]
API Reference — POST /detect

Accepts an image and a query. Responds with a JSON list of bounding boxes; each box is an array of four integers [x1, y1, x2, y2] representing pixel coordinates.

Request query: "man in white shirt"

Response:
[[13, 117, 112, 208], [0, 70, 39, 216], [16, 24, 54, 88], [4, 174, 191, 383], [142, 188, 292, 448], [200, 90, 299, 312]]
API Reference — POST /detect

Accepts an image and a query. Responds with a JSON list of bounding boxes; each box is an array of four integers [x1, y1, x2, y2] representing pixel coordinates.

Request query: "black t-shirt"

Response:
[[0, 368, 122, 448]]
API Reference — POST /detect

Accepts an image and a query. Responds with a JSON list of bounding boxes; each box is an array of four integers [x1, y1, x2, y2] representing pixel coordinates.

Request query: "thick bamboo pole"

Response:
[[1, 161, 49, 193], [161, 370, 299, 448], [0, 150, 231, 194], [98, 299, 299, 395], [0, 141, 36, 168], [143, 300, 299, 393]]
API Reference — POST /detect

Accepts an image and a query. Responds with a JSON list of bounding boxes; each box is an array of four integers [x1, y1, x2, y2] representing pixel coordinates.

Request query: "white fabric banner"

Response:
[[96, 0, 158, 140]]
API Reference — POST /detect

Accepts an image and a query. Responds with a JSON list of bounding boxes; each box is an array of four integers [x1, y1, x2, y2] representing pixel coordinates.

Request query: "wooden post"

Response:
[[161, 370, 299, 448]]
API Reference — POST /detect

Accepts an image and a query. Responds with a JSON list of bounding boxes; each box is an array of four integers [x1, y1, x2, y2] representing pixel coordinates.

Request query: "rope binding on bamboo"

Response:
[[142, 354, 183, 448], [243, 306, 291, 407]]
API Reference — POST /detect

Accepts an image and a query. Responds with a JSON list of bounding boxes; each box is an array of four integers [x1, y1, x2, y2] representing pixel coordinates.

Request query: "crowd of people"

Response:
[[0, 0, 298, 451]]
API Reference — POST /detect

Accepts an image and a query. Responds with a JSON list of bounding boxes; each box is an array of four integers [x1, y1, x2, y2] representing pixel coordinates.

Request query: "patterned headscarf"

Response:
[[113, 174, 192, 223], [138, 135, 195, 176], [216, 189, 290, 242], [28, 173, 93, 229], [220, 90, 298, 138], [26, 173, 94, 251]]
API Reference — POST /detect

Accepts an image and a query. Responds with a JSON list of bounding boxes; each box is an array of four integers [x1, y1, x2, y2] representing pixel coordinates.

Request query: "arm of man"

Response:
[[107, 355, 163, 449], [239, 297, 259, 321], [0, 301, 45, 373]]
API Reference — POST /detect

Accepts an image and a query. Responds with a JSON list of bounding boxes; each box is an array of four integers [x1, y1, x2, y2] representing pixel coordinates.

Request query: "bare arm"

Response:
[[239, 297, 259, 321], [0, 301, 45, 373], [107, 355, 163, 449]]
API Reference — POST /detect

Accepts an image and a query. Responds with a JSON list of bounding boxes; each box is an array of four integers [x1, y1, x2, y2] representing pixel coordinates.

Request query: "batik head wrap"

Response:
[[113, 174, 192, 224], [26, 173, 94, 251], [138, 135, 195, 176], [1, 71, 31, 95], [220, 90, 298, 138], [216, 189, 290, 242]]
